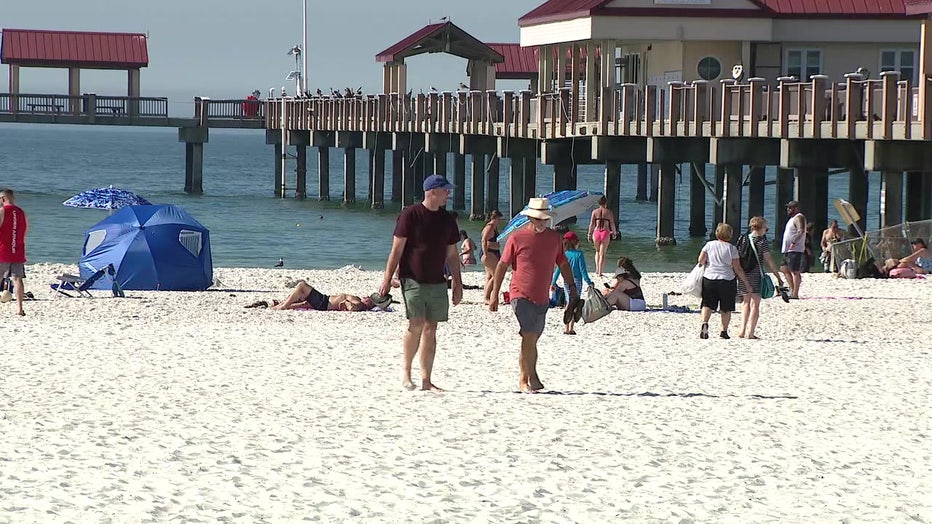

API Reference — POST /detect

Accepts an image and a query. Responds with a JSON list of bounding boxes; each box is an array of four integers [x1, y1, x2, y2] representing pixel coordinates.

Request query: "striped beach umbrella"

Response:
[[63, 185, 152, 212], [499, 189, 604, 240]]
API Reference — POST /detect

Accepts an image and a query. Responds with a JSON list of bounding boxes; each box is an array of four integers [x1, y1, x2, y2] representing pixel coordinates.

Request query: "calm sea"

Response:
[[0, 123, 883, 272]]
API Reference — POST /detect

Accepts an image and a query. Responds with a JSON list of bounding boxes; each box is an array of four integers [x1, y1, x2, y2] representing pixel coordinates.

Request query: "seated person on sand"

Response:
[[896, 238, 932, 274], [246, 279, 389, 311], [601, 256, 647, 311]]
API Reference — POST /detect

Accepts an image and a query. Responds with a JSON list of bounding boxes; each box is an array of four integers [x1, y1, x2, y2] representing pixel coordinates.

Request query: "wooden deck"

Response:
[[266, 73, 932, 142]]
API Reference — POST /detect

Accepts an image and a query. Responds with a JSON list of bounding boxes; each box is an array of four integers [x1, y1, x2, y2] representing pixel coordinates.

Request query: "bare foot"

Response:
[[17, 310, 24, 316], [519, 383, 538, 394], [402, 377, 416, 391], [738, 332, 745, 338], [421, 381, 444, 392], [529, 380, 545, 391]]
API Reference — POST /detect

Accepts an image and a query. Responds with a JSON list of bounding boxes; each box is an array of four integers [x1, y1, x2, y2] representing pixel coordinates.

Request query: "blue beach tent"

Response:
[[80, 205, 213, 291]]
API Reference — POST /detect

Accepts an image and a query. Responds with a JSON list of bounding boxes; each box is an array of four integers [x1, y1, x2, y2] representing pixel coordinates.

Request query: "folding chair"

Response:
[[51, 264, 122, 298]]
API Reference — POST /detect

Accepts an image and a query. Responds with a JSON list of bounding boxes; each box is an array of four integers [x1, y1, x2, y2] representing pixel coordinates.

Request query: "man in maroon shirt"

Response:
[[490, 197, 575, 393], [0, 188, 27, 317], [379, 175, 462, 391]]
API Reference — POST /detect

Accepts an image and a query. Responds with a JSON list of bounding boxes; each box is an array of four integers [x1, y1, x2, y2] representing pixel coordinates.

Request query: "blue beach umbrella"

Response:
[[63, 185, 152, 212], [499, 189, 604, 240]]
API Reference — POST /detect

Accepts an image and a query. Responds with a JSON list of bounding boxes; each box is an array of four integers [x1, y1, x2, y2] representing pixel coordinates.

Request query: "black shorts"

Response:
[[700, 277, 737, 313], [783, 251, 805, 272], [304, 288, 330, 311]]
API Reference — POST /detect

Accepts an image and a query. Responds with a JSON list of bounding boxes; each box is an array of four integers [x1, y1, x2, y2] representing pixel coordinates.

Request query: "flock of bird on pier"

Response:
[[294, 83, 472, 100]]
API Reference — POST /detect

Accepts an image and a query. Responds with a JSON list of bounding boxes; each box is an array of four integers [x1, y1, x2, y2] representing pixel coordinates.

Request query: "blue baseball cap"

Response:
[[423, 174, 454, 192]]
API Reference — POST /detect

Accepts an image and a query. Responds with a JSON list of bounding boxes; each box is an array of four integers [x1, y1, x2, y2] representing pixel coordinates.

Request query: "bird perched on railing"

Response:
[[356, 87, 363, 97], [458, 82, 468, 90], [316, 88, 323, 97], [430, 86, 438, 92]]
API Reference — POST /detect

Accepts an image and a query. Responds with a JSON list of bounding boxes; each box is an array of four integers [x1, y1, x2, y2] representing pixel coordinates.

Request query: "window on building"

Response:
[[697, 56, 722, 81], [786, 49, 821, 81], [880, 49, 917, 84]]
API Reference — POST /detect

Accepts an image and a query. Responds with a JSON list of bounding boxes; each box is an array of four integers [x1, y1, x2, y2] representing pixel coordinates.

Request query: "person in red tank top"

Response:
[[0, 188, 28, 316]]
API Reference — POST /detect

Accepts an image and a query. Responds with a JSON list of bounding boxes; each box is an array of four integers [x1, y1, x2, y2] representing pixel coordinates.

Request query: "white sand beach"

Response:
[[1, 263, 930, 522]]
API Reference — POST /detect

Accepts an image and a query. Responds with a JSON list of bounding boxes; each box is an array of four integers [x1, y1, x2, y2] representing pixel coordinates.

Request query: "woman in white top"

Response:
[[697, 223, 751, 340]]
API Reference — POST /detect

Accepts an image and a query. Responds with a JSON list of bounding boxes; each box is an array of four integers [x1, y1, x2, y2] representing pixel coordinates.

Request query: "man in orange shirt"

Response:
[[490, 198, 575, 392]]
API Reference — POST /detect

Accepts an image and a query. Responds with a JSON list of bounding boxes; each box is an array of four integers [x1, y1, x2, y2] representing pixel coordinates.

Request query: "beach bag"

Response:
[[681, 264, 704, 298], [839, 259, 857, 279], [760, 273, 775, 299], [735, 233, 757, 271], [748, 235, 775, 299], [581, 285, 611, 324]]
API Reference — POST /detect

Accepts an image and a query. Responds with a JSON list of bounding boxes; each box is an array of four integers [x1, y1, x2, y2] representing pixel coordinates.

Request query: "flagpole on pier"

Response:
[[302, 0, 308, 95]]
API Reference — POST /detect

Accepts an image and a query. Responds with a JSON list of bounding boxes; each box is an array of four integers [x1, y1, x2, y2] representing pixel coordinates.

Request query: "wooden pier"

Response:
[[263, 72, 932, 244]]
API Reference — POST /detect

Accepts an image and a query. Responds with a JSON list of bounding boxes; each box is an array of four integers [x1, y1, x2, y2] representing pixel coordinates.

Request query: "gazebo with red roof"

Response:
[[376, 21, 504, 93], [1, 28, 149, 99]]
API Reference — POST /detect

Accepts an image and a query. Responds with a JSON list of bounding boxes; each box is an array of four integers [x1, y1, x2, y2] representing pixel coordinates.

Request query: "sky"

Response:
[[3, 0, 540, 111]]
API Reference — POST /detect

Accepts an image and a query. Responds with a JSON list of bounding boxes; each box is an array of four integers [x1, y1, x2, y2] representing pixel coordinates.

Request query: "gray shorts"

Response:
[[513, 298, 548, 336], [782, 251, 805, 272], [401, 279, 449, 322], [0, 262, 25, 279]]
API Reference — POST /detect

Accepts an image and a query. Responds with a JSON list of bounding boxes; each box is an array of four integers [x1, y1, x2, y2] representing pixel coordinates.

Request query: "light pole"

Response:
[[302, 0, 308, 95]]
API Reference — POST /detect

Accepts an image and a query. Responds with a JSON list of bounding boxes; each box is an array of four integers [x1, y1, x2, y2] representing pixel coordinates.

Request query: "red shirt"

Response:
[[393, 204, 459, 284], [0, 204, 27, 263], [500, 227, 567, 305]]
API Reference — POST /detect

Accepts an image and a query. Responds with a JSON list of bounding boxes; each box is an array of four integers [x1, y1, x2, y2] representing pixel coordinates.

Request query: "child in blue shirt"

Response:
[[552, 231, 594, 334]]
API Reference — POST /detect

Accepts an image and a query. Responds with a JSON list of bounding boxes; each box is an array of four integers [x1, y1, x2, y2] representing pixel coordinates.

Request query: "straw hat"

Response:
[[520, 197, 551, 220]]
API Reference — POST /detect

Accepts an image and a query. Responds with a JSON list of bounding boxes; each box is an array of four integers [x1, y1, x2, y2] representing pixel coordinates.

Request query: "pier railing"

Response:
[[266, 71, 927, 141], [193, 97, 265, 125], [0, 93, 169, 119]]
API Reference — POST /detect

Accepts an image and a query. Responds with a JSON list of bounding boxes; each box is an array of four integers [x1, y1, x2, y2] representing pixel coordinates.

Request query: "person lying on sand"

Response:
[[245, 279, 391, 311]]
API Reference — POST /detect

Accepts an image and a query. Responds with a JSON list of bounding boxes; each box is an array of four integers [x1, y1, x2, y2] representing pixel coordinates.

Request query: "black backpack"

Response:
[[736, 233, 758, 271]]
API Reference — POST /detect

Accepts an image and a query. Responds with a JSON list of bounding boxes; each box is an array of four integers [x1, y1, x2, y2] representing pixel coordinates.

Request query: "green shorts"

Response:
[[401, 279, 450, 322]]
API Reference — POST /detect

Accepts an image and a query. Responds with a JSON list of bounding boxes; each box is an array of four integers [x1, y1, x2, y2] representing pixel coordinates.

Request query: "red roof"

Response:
[[755, 0, 905, 15], [520, 0, 915, 25], [487, 43, 538, 79], [904, 0, 932, 15], [1, 29, 148, 68], [376, 23, 446, 63]]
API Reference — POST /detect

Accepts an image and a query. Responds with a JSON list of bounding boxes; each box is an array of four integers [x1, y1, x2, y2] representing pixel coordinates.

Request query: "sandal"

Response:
[[699, 322, 709, 339], [244, 300, 269, 309], [720, 331, 730, 339]]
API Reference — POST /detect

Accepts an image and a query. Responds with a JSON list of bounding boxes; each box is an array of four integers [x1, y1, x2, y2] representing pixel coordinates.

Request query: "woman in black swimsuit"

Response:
[[481, 210, 504, 304]]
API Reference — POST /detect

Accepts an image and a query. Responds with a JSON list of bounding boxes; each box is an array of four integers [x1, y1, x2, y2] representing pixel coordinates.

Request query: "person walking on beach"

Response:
[[481, 210, 504, 304], [587, 197, 618, 277], [780, 200, 807, 299], [698, 223, 751, 340], [379, 175, 462, 392], [736, 217, 784, 340], [0, 188, 28, 316], [551, 231, 593, 335], [490, 197, 575, 392]]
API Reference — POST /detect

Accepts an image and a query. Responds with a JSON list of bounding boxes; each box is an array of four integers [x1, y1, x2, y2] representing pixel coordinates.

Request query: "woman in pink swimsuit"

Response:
[[587, 197, 618, 277]]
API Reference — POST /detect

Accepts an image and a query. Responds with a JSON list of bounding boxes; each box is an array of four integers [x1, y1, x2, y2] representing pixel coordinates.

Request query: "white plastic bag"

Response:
[[681, 264, 704, 298], [839, 259, 857, 279]]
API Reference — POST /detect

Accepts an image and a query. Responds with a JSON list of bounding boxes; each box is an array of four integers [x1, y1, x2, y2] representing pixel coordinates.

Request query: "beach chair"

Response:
[[50, 264, 123, 298]]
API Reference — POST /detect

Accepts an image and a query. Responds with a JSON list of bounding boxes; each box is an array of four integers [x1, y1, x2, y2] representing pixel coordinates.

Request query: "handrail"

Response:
[[264, 73, 924, 141]]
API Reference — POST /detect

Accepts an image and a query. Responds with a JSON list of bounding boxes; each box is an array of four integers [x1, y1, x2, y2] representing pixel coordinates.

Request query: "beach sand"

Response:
[[1, 263, 930, 522]]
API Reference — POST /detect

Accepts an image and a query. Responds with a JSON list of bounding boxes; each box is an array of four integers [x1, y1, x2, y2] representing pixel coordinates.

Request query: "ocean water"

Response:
[[0, 122, 882, 272]]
